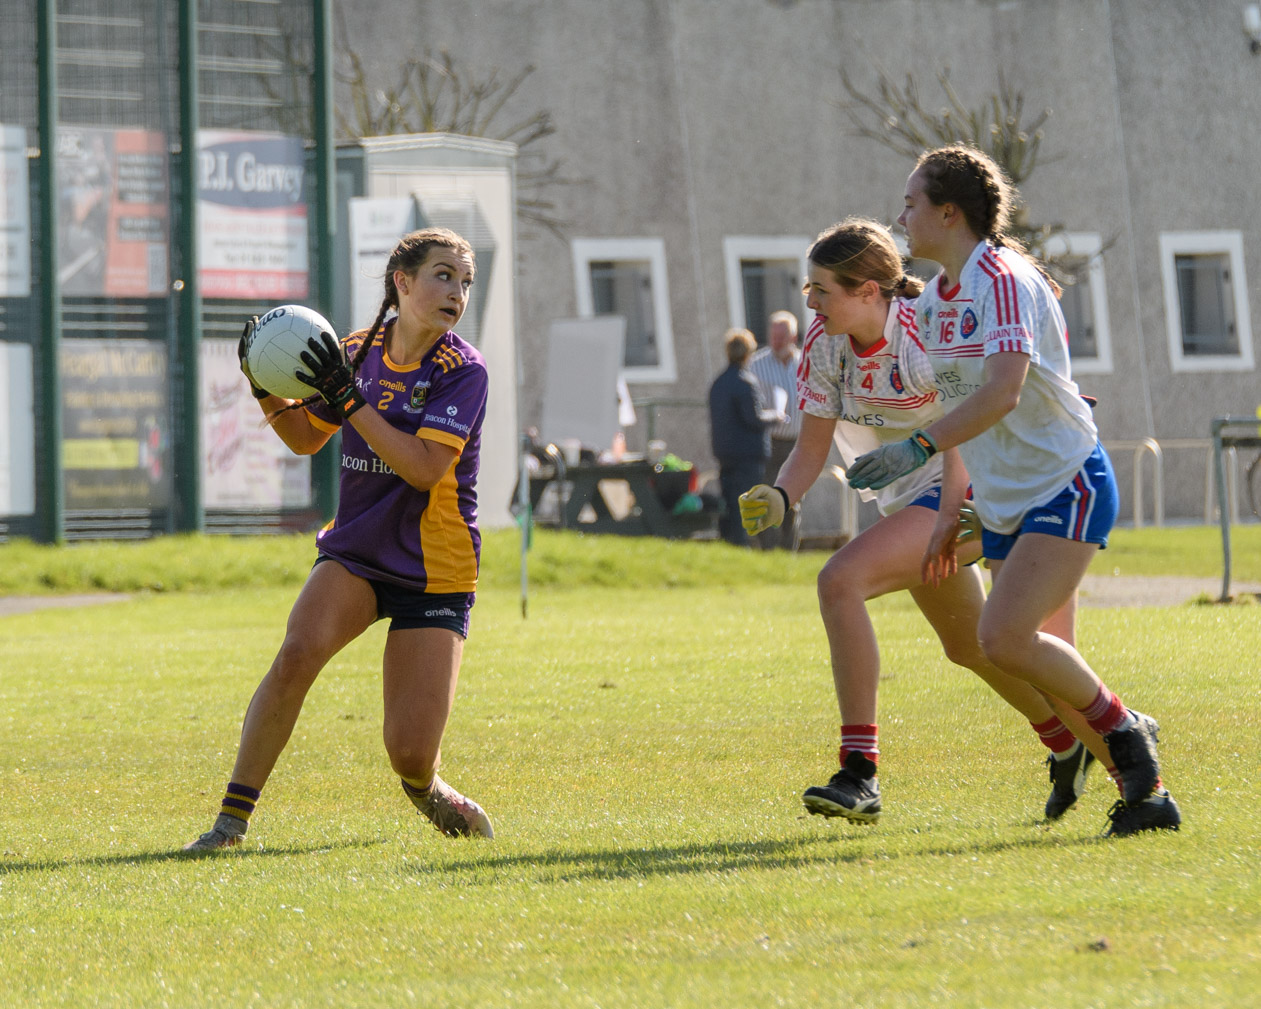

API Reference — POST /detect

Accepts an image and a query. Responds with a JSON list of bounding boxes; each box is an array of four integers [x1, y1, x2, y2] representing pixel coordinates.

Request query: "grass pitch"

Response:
[[1, 527, 1259, 1007]]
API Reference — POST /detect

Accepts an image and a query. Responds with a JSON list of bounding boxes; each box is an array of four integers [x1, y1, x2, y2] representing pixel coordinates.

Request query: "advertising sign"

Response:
[[60, 339, 171, 510], [198, 130, 308, 300], [0, 123, 30, 297], [57, 126, 169, 297], [201, 339, 311, 509]]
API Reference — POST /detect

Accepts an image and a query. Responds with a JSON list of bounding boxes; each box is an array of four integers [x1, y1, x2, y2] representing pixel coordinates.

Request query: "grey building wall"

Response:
[[335, 0, 1261, 523]]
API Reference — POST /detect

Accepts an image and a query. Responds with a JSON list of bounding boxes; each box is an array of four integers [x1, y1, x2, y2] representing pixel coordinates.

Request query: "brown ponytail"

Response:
[[808, 217, 924, 300]]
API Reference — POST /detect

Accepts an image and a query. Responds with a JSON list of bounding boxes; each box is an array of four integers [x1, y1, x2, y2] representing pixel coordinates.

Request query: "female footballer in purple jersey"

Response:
[[739, 219, 1112, 826], [185, 228, 494, 850], [847, 146, 1180, 837]]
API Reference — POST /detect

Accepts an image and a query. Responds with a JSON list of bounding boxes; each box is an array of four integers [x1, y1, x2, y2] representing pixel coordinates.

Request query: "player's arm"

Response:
[[347, 408, 458, 491], [266, 402, 335, 455], [920, 351, 1027, 452], [738, 412, 833, 536], [774, 413, 834, 505], [922, 448, 969, 587]]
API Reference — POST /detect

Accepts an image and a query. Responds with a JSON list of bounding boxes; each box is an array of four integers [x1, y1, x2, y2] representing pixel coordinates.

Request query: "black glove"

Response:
[[238, 316, 270, 399], [294, 331, 367, 418]]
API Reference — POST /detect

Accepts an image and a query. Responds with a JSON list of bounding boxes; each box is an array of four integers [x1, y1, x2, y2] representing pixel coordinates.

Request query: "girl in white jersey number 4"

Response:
[[847, 147, 1179, 837], [739, 219, 1114, 828]]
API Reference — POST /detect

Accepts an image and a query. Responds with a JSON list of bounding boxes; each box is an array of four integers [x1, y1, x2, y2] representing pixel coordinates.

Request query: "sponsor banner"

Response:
[[0, 124, 30, 297], [60, 339, 171, 510], [200, 338, 311, 508], [57, 127, 169, 297], [198, 130, 308, 300]]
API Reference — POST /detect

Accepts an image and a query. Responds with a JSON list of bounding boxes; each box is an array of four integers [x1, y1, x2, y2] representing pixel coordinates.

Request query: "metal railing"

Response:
[[1102, 437, 1249, 528], [1210, 417, 1261, 601]]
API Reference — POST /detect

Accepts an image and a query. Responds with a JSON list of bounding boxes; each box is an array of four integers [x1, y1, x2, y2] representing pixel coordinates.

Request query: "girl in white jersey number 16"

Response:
[[847, 145, 1180, 837]]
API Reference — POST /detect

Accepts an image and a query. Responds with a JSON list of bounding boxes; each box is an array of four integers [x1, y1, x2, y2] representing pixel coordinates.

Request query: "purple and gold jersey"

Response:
[[305, 321, 488, 593]]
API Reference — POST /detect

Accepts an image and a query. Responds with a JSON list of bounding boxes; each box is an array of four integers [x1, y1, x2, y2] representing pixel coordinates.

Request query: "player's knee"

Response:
[[267, 636, 328, 691], [817, 558, 864, 606], [976, 621, 1034, 672], [938, 632, 985, 670]]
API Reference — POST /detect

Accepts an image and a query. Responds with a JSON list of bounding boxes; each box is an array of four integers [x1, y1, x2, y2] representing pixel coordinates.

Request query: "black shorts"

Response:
[[315, 557, 474, 637]]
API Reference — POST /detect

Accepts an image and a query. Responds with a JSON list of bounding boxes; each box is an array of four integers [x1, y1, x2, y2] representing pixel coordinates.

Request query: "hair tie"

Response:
[[895, 275, 909, 290]]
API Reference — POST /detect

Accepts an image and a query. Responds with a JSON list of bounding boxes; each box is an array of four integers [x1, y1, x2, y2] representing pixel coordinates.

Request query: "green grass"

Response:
[[0, 522, 1257, 596], [2, 529, 1260, 1007]]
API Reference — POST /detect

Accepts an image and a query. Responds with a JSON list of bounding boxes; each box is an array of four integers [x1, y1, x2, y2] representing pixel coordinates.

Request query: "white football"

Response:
[[245, 304, 338, 400]]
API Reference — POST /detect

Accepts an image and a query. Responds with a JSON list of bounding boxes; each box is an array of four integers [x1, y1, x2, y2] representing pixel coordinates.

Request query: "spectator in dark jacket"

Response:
[[709, 328, 785, 546]]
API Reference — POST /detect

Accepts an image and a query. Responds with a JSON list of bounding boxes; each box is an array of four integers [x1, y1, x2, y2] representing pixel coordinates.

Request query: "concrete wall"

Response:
[[335, 0, 1261, 523]]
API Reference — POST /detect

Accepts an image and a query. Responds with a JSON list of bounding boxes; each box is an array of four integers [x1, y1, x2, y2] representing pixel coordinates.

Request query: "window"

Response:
[[1044, 232, 1112, 374], [722, 236, 809, 344], [572, 238, 675, 383], [1160, 231, 1254, 373]]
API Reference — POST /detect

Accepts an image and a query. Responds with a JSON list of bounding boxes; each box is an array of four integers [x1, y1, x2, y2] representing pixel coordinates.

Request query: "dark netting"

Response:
[[56, 0, 177, 130], [199, 0, 314, 135], [0, 0, 40, 130]]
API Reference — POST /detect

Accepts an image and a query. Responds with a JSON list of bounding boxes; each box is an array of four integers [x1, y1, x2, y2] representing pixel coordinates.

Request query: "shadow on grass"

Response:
[[0, 835, 391, 876], [1, 824, 1108, 881], [399, 826, 1104, 884]]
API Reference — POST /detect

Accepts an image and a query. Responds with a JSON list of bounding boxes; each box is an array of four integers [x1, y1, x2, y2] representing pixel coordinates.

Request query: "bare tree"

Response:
[[837, 67, 1063, 260], [336, 45, 579, 240]]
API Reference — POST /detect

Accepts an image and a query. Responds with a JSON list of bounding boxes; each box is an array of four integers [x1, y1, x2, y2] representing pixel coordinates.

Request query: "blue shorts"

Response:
[[980, 442, 1119, 562], [373, 585, 475, 637], [314, 556, 474, 637], [908, 485, 944, 511], [906, 484, 981, 566]]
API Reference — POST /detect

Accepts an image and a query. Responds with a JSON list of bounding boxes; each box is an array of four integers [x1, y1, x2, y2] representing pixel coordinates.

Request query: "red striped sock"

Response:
[[1079, 685, 1130, 736], [839, 724, 879, 766], [1030, 716, 1077, 756]]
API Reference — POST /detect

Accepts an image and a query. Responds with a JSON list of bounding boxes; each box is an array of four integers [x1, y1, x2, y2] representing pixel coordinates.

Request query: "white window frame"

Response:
[[1044, 232, 1113, 375], [571, 237, 676, 384], [721, 235, 811, 332], [1159, 230, 1254, 373]]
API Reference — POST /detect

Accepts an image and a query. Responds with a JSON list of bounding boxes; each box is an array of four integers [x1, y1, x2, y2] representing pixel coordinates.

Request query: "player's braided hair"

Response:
[[915, 145, 1061, 296], [807, 217, 924, 300], [267, 227, 474, 421]]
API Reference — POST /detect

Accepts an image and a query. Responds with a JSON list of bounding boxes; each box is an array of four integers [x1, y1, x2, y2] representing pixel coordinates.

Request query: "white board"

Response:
[[541, 317, 626, 452], [348, 196, 418, 332], [0, 342, 34, 515]]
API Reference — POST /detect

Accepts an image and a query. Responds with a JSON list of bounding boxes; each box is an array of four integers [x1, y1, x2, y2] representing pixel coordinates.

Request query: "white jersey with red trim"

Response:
[[915, 241, 1097, 534], [798, 296, 944, 516]]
